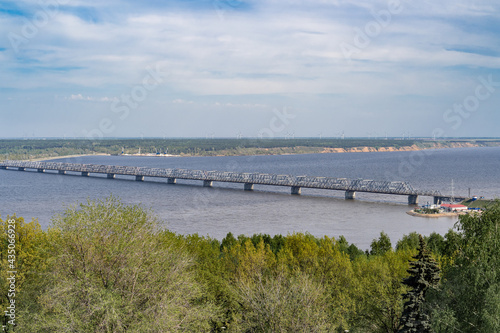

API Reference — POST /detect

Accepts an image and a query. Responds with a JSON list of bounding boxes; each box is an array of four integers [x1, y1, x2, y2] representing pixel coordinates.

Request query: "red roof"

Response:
[[441, 204, 467, 208]]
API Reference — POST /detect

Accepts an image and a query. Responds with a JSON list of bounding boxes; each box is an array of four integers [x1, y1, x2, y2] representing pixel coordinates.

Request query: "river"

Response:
[[1, 147, 499, 250]]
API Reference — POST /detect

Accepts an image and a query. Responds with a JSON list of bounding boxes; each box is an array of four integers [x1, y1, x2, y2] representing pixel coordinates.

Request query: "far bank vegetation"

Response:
[[2, 138, 500, 161]]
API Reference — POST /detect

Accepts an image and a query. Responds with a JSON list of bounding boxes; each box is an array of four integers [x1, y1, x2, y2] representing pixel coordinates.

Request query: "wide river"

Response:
[[1, 147, 499, 250]]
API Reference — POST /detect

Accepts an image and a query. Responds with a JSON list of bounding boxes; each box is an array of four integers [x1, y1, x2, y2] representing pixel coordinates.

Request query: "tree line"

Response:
[[1, 197, 499, 332], [1, 138, 420, 160]]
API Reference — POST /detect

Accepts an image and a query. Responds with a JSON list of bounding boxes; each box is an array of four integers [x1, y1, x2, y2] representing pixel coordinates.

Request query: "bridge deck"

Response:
[[0, 160, 444, 197]]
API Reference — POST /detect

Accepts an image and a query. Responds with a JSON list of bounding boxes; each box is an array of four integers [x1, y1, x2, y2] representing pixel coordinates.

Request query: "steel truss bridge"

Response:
[[0, 160, 464, 204]]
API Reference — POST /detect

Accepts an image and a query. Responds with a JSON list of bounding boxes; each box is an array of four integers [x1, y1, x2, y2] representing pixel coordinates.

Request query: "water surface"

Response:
[[1, 147, 498, 250]]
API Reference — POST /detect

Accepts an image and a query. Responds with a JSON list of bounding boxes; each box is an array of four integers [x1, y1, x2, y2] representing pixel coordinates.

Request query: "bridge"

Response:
[[0, 160, 464, 205]]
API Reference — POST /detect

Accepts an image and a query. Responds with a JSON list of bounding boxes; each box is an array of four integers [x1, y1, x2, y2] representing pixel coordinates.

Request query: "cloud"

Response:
[[4, 1, 500, 92], [68, 94, 117, 102], [172, 99, 194, 104], [1, 0, 500, 137]]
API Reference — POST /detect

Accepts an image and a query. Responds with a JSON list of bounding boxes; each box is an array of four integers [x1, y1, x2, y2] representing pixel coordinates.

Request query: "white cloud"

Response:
[[172, 99, 194, 104], [2, 0, 500, 137], [5, 0, 500, 93], [68, 94, 117, 102]]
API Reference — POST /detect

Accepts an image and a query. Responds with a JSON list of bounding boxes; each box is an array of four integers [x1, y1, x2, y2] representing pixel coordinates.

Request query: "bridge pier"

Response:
[[135, 175, 144, 181], [345, 190, 356, 200], [203, 180, 213, 187], [107, 173, 115, 179], [58, 170, 66, 175], [82, 172, 89, 177], [244, 183, 254, 191], [291, 186, 301, 195], [408, 195, 419, 205], [37, 168, 45, 173], [433, 196, 442, 205], [168, 178, 176, 184]]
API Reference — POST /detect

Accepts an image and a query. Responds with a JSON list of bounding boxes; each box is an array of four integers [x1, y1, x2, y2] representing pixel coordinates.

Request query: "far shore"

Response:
[[27, 153, 183, 162], [10, 140, 499, 162], [30, 153, 111, 162]]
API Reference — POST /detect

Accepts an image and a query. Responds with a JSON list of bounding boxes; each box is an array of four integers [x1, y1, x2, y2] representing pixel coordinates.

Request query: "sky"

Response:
[[1, 0, 500, 138]]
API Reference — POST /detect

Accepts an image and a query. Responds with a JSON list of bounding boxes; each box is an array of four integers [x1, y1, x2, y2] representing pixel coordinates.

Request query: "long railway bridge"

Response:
[[0, 160, 465, 205]]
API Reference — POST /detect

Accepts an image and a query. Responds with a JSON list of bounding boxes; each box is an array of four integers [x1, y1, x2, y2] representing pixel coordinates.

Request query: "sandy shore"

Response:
[[30, 154, 111, 162], [29, 153, 184, 162], [405, 210, 479, 218], [320, 141, 486, 154]]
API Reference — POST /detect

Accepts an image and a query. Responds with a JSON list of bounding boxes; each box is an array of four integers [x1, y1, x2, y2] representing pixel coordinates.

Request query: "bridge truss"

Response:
[[0, 160, 445, 202]]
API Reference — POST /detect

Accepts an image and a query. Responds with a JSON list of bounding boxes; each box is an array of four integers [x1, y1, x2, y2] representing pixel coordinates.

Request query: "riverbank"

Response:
[[30, 153, 111, 162], [3, 138, 499, 161], [320, 140, 484, 154], [201, 140, 500, 157], [406, 210, 462, 218], [26, 144, 498, 162], [406, 209, 484, 218], [31, 153, 183, 162]]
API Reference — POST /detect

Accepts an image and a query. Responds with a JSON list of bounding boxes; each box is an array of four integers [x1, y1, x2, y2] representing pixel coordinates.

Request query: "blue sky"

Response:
[[1, 0, 500, 138]]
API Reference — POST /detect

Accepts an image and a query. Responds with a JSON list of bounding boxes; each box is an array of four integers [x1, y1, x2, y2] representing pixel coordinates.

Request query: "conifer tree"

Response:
[[398, 235, 440, 332]]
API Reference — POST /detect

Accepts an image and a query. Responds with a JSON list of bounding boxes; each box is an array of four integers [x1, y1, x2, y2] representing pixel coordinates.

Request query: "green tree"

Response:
[[430, 202, 500, 332], [424, 232, 445, 257], [0, 215, 48, 330], [370, 232, 392, 256], [351, 250, 411, 333], [221, 231, 238, 251], [236, 271, 334, 332], [21, 196, 218, 332], [396, 232, 420, 252], [398, 235, 440, 333], [338, 235, 365, 261]]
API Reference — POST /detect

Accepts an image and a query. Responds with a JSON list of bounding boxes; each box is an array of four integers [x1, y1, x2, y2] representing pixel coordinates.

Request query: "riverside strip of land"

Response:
[[407, 199, 497, 218], [1, 138, 500, 161]]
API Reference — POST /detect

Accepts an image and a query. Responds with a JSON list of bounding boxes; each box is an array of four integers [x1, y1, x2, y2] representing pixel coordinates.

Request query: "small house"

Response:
[[440, 204, 468, 212]]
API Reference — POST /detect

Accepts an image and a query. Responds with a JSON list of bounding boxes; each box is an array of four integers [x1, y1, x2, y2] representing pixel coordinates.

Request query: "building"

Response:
[[440, 204, 468, 212]]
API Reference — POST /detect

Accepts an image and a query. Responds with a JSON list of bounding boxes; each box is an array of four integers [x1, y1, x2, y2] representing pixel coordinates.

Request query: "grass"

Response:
[[461, 199, 498, 209]]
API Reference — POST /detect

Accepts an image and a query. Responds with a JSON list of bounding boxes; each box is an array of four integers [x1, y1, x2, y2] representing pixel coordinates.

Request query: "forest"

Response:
[[3, 138, 499, 161], [1, 197, 499, 332], [0, 138, 417, 160]]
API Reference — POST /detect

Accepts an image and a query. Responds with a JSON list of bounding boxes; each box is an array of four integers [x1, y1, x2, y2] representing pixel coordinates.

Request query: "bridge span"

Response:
[[0, 160, 464, 205]]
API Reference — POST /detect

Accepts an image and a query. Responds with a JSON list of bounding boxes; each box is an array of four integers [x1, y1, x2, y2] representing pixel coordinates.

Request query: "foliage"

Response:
[[0, 138, 421, 160], [19, 197, 219, 332], [424, 233, 445, 257], [0, 215, 48, 329], [370, 231, 393, 256], [3, 138, 499, 161], [6, 198, 500, 332], [398, 235, 440, 333], [351, 251, 412, 333], [396, 232, 420, 252], [338, 235, 366, 260], [429, 201, 500, 332], [236, 271, 334, 332]]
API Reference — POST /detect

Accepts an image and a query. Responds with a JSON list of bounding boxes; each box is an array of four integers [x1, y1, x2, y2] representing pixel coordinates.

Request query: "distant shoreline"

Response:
[[31, 153, 111, 162], [31, 153, 185, 162], [18, 142, 498, 162]]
